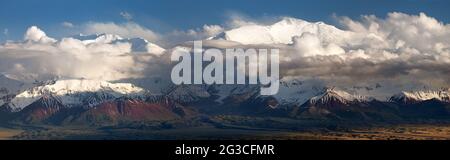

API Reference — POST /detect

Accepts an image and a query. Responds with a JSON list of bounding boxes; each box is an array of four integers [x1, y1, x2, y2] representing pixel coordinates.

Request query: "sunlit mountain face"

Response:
[[1, 0, 450, 139]]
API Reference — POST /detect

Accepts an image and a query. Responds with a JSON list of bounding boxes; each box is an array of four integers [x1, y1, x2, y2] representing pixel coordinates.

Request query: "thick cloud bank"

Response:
[[0, 12, 449, 98], [0, 26, 155, 82], [212, 12, 450, 92]]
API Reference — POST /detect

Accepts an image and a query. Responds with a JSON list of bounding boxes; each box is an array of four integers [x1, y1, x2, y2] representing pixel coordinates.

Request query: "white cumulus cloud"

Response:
[[1, 12, 449, 97], [24, 26, 57, 43], [120, 11, 133, 21], [61, 21, 74, 28], [200, 12, 450, 96], [0, 26, 148, 82]]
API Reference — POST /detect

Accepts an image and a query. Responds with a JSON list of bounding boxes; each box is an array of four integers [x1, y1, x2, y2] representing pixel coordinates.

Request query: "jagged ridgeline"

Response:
[[0, 76, 449, 126], [0, 16, 450, 128]]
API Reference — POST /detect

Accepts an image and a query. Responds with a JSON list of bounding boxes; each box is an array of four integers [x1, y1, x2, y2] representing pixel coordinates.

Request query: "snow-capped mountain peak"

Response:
[[73, 33, 165, 55], [213, 17, 349, 45], [115, 37, 166, 55], [75, 33, 124, 44], [163, 85, 211, 104], [0, 73, 25, 93], [390, 89, 450, 104], [8, 79, 148, 111], [0, 73, 29, 107], [309, 87, 368, 105]]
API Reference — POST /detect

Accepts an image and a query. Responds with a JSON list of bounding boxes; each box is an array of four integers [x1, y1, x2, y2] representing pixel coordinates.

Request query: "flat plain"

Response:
[[2, 124, 450, 140]]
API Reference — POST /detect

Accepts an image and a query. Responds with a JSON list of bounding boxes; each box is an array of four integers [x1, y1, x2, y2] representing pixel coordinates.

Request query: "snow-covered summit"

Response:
[[213, 17, 350, 45], [0, 74, 27, 106], [271, 79, 324, 106], [309, 87, 368, 105], [8, 79, 147, 111], [390, 89, 450, 103], [0, 74, 25, 94], [163, 85, 211, 104], [74, 33, 165, 55], [74, 33, 124, 44]]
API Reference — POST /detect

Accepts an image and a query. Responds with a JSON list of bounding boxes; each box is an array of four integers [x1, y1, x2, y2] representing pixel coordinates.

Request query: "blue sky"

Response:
[[1, 0, 450, 42]]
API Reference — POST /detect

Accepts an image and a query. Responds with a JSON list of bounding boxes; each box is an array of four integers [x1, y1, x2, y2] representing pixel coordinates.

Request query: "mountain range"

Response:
[[1, 17, 450, 126], [0, 76, 449, 125]]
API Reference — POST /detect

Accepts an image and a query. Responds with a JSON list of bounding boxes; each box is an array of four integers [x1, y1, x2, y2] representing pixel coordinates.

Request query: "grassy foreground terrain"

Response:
[[2, 124, 450, 140], [0, 127, 23, 140]]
